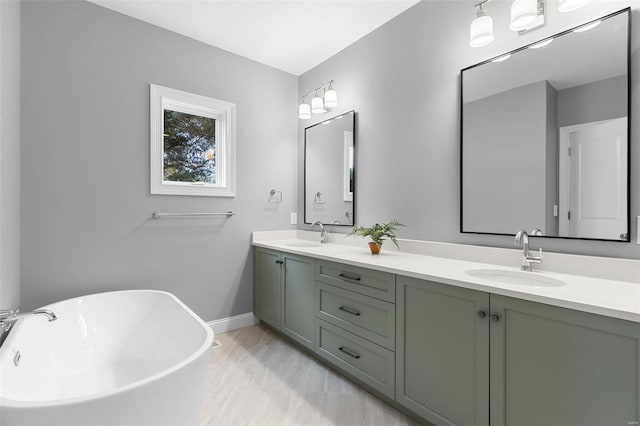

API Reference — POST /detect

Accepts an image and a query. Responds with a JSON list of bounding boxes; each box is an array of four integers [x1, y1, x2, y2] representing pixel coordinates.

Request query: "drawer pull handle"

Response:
[[338, 306, 361, 316], [338, 273, 361, 282], [338, 346, 361, 359]]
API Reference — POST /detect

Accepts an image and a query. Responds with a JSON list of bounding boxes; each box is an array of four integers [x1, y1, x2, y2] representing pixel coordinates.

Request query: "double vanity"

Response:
[[253, 230, 640, 426]]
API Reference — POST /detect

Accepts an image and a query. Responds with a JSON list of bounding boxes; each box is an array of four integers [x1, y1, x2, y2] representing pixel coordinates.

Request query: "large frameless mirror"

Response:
[[304, 110, 356, 226], [461, 9, 630, 241]]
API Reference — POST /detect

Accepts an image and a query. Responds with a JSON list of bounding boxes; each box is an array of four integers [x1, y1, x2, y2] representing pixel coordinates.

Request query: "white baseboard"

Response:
[[208, 312, 258, 335]]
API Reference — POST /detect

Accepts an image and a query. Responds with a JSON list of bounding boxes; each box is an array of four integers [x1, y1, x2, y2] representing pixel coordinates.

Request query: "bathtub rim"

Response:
[[0, 289, 214, 409]]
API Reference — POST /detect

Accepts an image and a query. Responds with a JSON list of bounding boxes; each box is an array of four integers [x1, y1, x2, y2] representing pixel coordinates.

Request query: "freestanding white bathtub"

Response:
[[0, 290, 214, 426]]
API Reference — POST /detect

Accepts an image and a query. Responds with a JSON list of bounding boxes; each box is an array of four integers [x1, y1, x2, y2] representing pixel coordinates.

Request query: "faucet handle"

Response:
[[0, 308, 18, 318], [526, 248, 543, 263]]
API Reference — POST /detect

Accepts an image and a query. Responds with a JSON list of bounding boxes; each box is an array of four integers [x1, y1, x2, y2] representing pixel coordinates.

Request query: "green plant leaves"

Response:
[[346, 220, 405, 249]]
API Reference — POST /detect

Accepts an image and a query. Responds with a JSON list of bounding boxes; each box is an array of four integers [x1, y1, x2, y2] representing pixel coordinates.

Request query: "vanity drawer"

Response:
[[315, 261, 395, 302], [315, 319, 395, 399], [316, 283, 395, 350]]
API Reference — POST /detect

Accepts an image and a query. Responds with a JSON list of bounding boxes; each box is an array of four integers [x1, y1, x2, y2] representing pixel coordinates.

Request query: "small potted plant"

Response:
[[347, 220, 404, 254]]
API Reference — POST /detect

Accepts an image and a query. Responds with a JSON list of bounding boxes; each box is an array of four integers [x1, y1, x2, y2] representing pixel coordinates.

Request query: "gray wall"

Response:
[[0, 0, 21, 311], [20, 1, 298, 317], [558, 75, 628, 127], [299, 0, 640, 259], [463, 81, 548, 234]]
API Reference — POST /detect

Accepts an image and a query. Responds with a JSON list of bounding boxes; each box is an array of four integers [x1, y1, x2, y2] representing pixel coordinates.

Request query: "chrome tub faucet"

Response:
[[515, 229, 543, 271], [0, 308, 58, 333]]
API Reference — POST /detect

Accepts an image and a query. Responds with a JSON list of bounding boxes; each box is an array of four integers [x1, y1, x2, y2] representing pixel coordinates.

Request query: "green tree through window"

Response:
[[163, 110, 216, 183]]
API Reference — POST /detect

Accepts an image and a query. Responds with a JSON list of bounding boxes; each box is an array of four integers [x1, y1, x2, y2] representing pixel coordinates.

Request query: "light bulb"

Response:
[[324, 88, 338, 108], [298, 102, 311, 119], [559, 0, 590, 12], [510, 0, 537, 31], [311, 95, 325, 114], [469, 14, 494, 47]]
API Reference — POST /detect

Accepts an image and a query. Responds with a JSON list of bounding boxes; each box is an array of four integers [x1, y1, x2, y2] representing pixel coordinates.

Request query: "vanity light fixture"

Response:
[[311, 92, 325, 114], [469, 0, 494, 48], [529, 38, 553, 49], [573, 19, 600, 32], [558, 0, 591, 13], [324, 82, 338, 108], [470, 0, 546, 47], [509, 0, 538, 31], [298, 80, 338, 119], [298, 102, 311, 120]]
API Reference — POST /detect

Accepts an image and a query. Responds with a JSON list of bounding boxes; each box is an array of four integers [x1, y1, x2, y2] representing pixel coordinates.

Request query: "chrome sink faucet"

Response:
[[515, 229, 543, 271], [0, 308, 58, 333], [310, 220, 328, 244]]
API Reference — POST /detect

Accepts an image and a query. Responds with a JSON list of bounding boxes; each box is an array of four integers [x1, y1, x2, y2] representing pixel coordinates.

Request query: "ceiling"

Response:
[[87, 0, 420, 76]]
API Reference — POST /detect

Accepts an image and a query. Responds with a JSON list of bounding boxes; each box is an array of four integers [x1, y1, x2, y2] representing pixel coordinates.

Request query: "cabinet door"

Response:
[[255, 248, 282, 329], [490, 295, 640, 426], [281, 254, 315, 349], [396, 276, 490, 426]]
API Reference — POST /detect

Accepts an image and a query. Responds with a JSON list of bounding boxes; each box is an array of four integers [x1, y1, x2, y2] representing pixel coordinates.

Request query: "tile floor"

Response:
[[200, 324, 419, 426]]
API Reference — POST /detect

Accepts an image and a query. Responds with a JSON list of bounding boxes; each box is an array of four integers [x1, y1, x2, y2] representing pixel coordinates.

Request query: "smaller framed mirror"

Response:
[[304, 111, 356, 226]]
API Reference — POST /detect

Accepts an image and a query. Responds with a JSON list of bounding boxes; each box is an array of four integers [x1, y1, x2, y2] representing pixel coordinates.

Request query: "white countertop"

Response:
[[253, 231, 640, 323]]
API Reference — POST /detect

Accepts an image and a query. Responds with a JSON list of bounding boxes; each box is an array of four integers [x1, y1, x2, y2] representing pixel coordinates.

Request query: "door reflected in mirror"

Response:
[[304, 110, 356, 226], [461, 9, 629, 242]]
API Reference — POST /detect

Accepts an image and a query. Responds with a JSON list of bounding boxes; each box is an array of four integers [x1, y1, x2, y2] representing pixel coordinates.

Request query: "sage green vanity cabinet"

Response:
[[396, 276, 490, 426], [314, 260, 397, 398], [254, 247, 315, 349], [316, 260, 395, 303], [317, 282, 396, 350], [281, 254, 315, 349], [255, 248, 282, 329], [396, 275, 640, 426], [490, 295, 640, 426], [316, 318, 396, 399], [255, 246, 640, 426]]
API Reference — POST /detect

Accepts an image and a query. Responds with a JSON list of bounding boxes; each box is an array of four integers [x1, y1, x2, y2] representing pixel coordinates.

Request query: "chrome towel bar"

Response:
[[152, 211, 235, 219]]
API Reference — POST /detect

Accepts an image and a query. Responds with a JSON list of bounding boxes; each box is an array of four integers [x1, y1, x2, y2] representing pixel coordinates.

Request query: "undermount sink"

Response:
[[466, 269, 566, 287], [282, 241, 322, 248]]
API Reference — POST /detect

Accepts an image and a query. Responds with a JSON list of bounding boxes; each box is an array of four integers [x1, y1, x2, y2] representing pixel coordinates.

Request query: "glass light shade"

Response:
[[509, 0, 537, 31], [558, 0, 590, 12], [469, 15, 494, 48], [298, 102, 311, 119], [324, 89, 338, 108], [311, 95, 325, 114]]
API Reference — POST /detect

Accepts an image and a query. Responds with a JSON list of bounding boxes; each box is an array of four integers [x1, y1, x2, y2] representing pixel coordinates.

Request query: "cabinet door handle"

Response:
[[338, 346, 361, 359], [275, 260, 284, 265], [338, 273, 361, 282], [490, 314, 501, 322], [338, 306, 361, 316], [477, 310, 487, 319]]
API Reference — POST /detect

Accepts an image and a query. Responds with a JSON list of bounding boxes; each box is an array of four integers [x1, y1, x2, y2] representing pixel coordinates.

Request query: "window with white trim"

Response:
[[150, 84, 236, 197]]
